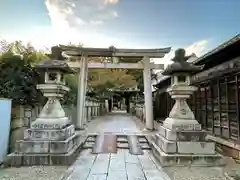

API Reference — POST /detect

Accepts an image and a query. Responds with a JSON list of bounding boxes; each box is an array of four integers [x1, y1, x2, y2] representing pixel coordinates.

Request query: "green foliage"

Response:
[[0, 40, 80, 106], [0, 40, 49, 105], [88, 67, 137, 97], [0, 53, 43, 105], [62, 74, 78, 105]]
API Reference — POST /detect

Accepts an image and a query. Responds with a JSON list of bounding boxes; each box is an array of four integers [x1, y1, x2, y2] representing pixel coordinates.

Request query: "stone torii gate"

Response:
[[59, 45, 171, 130]]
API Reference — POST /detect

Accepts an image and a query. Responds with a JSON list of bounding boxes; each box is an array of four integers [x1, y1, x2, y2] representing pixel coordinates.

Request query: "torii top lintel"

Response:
[[59, 45, 171, 58]]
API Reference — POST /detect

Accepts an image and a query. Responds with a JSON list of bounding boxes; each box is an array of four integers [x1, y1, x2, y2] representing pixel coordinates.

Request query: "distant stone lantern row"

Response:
[[84, 98, 101, 122]]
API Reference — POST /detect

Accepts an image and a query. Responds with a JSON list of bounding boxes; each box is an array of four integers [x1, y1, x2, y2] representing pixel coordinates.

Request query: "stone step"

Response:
[[140, 142, 151, 150], [138, 137, 148, 143], [86, 136, 96, 142], [83, 134, 150, 151], [117, 136, 128, 143], [152, 134, 177, 154], [150, 140, 225, 167], [117, 142, 129, 149], [83, 142, 95, 149]]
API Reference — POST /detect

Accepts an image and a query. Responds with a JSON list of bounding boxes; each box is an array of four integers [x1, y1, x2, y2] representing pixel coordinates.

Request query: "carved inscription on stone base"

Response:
[[24, 125, 75, 141]]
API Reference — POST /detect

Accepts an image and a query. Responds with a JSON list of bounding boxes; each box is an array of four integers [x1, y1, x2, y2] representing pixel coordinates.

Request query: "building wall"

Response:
[[153, 90, 173, 121], [190, 74, 240, 141]]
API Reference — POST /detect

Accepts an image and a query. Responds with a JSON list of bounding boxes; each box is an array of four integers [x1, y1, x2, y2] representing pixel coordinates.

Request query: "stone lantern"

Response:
[[162, 49, 203, 129], [8, 59, 82, 166], [151, 49, 224, 167], [31, 60, 73, 129]]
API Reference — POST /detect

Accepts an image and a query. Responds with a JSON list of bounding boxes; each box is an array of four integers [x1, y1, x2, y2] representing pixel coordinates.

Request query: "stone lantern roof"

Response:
[[36, 59, 75, 74], [162, 49, 204, 76]]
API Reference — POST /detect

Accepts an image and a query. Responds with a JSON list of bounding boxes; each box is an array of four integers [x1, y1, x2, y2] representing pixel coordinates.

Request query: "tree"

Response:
[[0, 53, 43, 105], [0, 40, 49, 105], [119, 57, 159, 92], [61, 74, 78, 105], [88, 67, 137, 96]]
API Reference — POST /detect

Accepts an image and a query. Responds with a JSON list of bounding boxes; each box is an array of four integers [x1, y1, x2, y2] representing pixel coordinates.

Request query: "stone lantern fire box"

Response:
[[7, 60, 83, 166], [150, 49, 224, 167]]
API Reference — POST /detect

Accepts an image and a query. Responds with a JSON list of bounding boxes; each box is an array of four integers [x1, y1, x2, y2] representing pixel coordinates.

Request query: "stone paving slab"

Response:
[[63, 148, 170, 180], [108, 170, 127, 180], [90, 154, 110, 175], [126, 162, 146, 180], [125, 152, 140, 164], [87, 174, 107, 180], [109, 153, 125, 171]]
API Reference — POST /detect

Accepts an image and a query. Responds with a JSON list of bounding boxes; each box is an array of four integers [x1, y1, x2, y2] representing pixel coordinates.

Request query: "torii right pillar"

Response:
[[143, 56, 154, 130]]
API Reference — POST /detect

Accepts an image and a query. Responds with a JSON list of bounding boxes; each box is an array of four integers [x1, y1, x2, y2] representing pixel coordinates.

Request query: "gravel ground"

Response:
[[0, 166, 68, 180], [164, 157, 240, 180], [165, 166, 228, 180]]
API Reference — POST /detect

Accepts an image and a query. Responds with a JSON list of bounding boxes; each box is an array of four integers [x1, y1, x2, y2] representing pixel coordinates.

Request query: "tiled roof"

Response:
[[192, 34, 240, 64]]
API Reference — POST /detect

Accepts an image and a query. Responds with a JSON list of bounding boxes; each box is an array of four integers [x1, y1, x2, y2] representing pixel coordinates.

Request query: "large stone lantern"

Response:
[[31, 60, 73, 129], [7, 59, 82, 166], [162, 49, 203, 130], [151, 49, 224, 167]]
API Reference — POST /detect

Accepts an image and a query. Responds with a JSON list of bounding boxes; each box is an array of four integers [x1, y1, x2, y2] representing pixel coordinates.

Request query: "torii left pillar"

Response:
[[143, 56, 154, 130], [76, 56, 88, 129]]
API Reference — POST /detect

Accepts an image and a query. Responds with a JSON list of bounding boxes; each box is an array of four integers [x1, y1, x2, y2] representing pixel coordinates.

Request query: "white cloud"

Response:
[[0, 0, 126, 50], [185, 40, 208, 57], [31, 0, 131, 48], [104, 0, 119, 4], [45, 0, 119, 27], [155, 39, 209, 68]]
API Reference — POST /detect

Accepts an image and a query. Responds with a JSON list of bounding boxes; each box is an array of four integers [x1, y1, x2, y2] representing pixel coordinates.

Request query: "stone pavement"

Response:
[[65, 149, 170, 180], [63, 112, 171, 180], [85, 112, 143, 134]]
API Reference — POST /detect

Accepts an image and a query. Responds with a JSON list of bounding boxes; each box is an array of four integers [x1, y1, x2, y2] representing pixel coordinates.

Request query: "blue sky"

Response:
[[0, 0, 239, 63]]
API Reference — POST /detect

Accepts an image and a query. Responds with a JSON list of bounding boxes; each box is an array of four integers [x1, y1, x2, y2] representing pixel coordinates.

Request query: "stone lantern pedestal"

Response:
[[150, 49, 224, 167], [7, 60, 83, 166]]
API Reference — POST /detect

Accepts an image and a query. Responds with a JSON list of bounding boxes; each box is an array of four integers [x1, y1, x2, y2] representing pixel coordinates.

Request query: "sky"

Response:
[[0, 0, 239, 64]]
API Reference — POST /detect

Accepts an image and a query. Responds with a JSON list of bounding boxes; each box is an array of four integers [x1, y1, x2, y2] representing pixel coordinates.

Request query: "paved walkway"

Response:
[[66, 149, 170, 180], [65, 112, 170, 180], [86, 112, 144, 134]]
